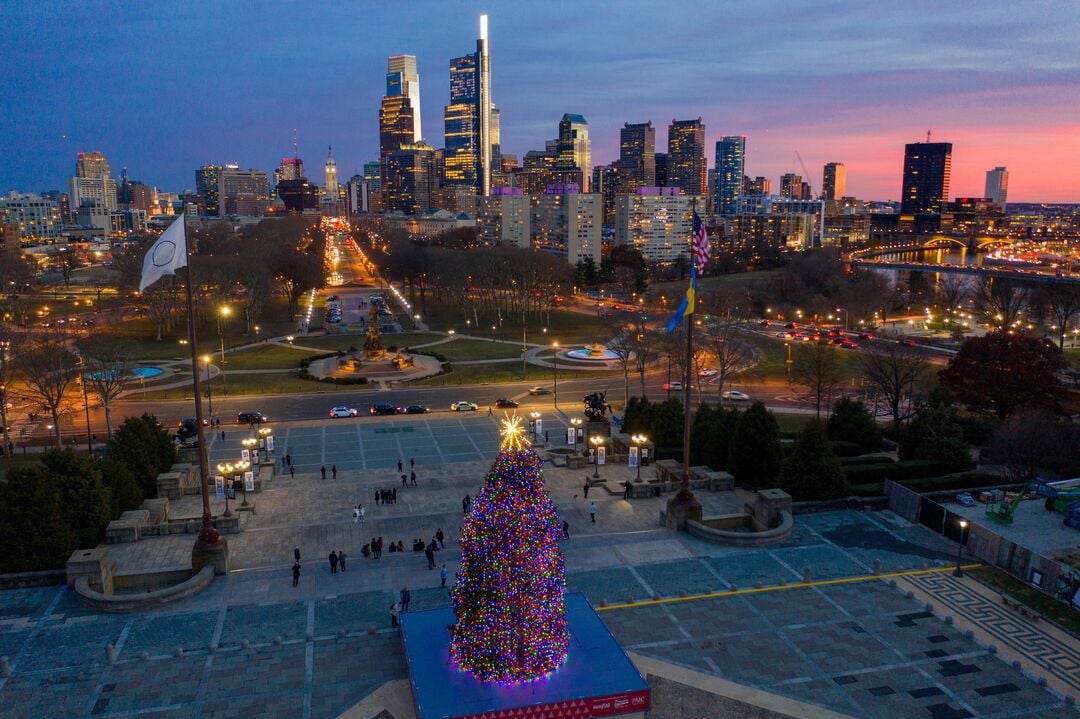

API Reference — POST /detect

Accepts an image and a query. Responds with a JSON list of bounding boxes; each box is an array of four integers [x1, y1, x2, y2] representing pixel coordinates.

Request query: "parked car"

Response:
[[177, 417, 210, 429], [858, 332, 875, 340], [698, 368, 718, 378], [451, 401, 479, 412], [662, 381, 684, 391], [840, 340, 858, 349], [404, 404, 429, 414], [897, 338, 917, 347], [955, 492, 976, 507], [329, 406, 358, 418], [527, 386, 551, 395], [369, 403, 401, 416], [237, 411, 268, 425], [495, 398, 519, 408], [721, 390, 751, 402]]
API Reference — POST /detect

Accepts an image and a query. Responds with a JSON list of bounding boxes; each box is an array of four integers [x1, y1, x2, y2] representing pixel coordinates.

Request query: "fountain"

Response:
[[362, 304, 386, 360], [564, 342, 622, 362]]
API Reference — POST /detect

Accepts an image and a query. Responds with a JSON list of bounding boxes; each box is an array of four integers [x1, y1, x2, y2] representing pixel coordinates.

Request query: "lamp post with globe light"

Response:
[[954, 519, 968, 576], [218, 306, 231, 396], [215, 462, 233, 516], [590, 436, 604, 479], [631, 434, 648, 482], [202, 355, 213, 417], [570, 418, 582, 450]]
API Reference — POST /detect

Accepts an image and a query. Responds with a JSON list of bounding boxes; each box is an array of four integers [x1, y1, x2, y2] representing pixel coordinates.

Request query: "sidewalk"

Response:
[[898, 569, 1080, 698]]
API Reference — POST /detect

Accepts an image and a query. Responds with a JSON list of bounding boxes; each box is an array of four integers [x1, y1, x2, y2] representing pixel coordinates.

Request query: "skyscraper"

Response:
[[443, 15, 495, 195], [76, 151, 111, 179], [324, 146, 338, 197], [219, 167, 269, 216], [713, 136, 745, 217], [901, 141, 952, 214], [555, 114, 590, 191], [380, 93, 417, 204], [384, 142, 436, 214], [275, 157, 304, 183], [984, 166, 1008, 210], [667, 118, 706, 196], [386, 55, 422, 142], [195, 165, 222, 215], [779, 173, 801, 199], [822, 162, 846, 201], [617, 122, 656, 194]]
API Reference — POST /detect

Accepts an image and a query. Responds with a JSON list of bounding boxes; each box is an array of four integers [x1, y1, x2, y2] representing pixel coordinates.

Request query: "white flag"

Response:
[[139, 214, 188, 292]]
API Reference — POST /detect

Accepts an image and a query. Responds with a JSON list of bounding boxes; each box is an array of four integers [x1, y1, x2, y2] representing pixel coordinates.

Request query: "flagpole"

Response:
[[182, 215, 226, 562], [676, 200, 697, 505]]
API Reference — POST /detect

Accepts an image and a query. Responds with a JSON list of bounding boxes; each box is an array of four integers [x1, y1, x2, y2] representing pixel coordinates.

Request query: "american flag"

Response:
[[691, 211, 709, 273]]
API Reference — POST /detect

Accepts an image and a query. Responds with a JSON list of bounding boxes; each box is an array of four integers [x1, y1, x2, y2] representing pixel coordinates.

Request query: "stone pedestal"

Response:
[[664, 493, 703, 531], [191, 537, 230, 576], [586, 419, 612, 440], [66, 547, 117, 595], [747, 488, 792, 531]]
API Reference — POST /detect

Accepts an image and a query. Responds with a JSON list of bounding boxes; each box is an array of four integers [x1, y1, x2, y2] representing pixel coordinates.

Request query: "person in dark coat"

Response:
[[397, 459, 403, 473], [562, 521, 570, 540], [624, 481, 632, 499], [425, 545, 435, 569], [337, 550, 346, 572], [294, 546, 301, 562], [583, 480, 590, 498], [410, 470, 416, 485], [375, 490, 381, 505], [289, 466, 295, 478], [292, 562, 301, 587], [392, 488, 397, 503], [331, 465, 337, 479], [435, 528, 444, 548], [329, 551, 338, 573], [400, 586, 411, 611], [401, 473, 407, 487], [410, 457, 415, 469], [320, 465, 326, 480]]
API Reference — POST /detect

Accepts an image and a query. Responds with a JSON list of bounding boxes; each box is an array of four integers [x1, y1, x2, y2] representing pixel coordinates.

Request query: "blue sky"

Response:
[[1, 0, 1078, 201]]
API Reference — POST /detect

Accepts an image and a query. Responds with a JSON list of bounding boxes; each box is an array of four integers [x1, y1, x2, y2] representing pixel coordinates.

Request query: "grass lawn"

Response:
[[435, 339, 524, 362], [410, 298, 615, 346], [223, 344, 319, 370], [136, 371, 325, 399], [412, 363, 619, 387], [969, 566, 1080, 635]]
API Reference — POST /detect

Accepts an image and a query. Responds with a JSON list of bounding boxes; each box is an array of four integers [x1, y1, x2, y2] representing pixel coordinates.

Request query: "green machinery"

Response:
[[986, 487, 1029, 523], [1032, 478, 1080, 513]]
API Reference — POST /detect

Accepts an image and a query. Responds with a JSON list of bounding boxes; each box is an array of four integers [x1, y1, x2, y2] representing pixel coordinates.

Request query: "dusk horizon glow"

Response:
[[2, 0, 1078, 202]]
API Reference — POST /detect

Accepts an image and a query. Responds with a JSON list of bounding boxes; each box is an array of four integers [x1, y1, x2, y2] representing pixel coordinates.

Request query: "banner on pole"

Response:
[[267, 436, 275, 452], [214, 476, 224, 498], [241, 449, 250, 463], [226, 480, 236, 500], [244, 472, 255, 492], [567, 428, 575, 446], [598, 446, 606, 465], [535, 418, 542, 439], [628, 446, 639, 468]]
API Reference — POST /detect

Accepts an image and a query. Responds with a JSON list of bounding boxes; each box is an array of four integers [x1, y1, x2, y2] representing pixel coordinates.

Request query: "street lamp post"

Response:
[[236, 456, 252, 508], [529, 411, 541, 442], [570, 418, 582, 450], [631, 433, 647, 482], [216, 462, 233, 517], [835, 307, 848, 332], [218, 306, 230, 397], [202, 355, 213, 417], [590, 436, 603, 479], [953, 519, 968, 577], [552, 342, 559, 409]]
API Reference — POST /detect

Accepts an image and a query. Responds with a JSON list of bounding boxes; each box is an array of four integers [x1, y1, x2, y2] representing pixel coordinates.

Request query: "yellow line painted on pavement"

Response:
[[596, 564, 982, 612]]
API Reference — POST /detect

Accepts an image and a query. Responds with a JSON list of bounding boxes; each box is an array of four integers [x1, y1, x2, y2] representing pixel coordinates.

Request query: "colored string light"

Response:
[[450, 427, 568, 683]]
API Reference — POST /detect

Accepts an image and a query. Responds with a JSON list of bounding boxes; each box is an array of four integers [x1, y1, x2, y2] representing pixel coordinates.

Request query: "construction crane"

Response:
[[794, 150, 825, 247]]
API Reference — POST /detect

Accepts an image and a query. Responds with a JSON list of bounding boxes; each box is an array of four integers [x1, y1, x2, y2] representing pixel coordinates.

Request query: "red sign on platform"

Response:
[[455, 690, 650, 719]]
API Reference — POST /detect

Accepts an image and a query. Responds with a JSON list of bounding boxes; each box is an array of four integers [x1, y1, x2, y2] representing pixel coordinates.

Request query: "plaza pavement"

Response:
[[0, 414, 1077, 718]]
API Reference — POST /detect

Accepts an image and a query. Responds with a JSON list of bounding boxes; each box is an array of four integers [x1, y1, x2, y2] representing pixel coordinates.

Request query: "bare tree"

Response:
[[606, 328, 635, 407], [1044, 285, 1080, 349], [936, 274, 969, 313], [978, 278, 1029, 330], [984, 409, 1067, 485], [16, 327, 80, 446], [55, 247, 82, 288], [142, 276, 180, 341], [0, 331, 17, 458], [856, 342, 926, 429], [703, 320, 754, 406], [790, 341, 846, 420], [627, 315, 658, 398], [77, 336, 136, 438]]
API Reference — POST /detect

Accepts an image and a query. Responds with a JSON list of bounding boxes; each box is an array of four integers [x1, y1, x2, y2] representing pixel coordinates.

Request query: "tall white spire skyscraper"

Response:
[[478, 14, 492, 196], [387, 55, 422, 142]]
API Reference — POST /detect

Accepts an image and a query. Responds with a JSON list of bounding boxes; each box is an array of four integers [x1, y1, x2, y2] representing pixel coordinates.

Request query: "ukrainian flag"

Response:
[[665, 265, 696, 333]]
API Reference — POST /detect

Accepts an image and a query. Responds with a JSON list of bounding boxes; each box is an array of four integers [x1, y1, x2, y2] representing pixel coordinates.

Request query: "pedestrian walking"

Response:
[[220, 430, 225, 441], [440, 564, 448, 588], [562, 520, 570, 539], [410, 470, 416, 486], [337, 550, 347, 572], [545, 430, 549, 443], [289, 466, 295, 478], [328, 551, 339, 574], [369, 538, 377, 559], [436, 528, 444, 548], [397, 459, 403, 473], [391, 488, 397, 503], [292, 562, 301, 587], [487, 406, 493, 416], [409, 457, 415, 469], [331, 465, 337, 479], [623, 481, 632, 500], [401, 474, 407, 487], [376, 537, 383, 558], [321, 465, 326, 480], [390, 601, 400, 628], [286, 453, 292, 467], [462, 495, 469, 514], [294, 546, 301, 562], [358, 504, 365, 523], [583, 480, 590, 498], [590, 501, 597, 523], [426, 546, 435, 569], [400, 586, 411, 611]]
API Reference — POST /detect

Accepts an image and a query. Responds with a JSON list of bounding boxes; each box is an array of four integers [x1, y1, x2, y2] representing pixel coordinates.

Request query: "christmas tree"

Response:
[[450, 414, 569, 682]]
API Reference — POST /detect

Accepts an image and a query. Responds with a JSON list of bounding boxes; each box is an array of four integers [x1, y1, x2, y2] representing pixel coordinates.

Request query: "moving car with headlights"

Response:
[[369, 403, 402, 416], [721, 390, 751, 402], [329, 406, 358, 418], [527, 386, 551, 395], [237, 411, 268, 424], [451, 401, 479, 412], [495, 398, 519, 408]]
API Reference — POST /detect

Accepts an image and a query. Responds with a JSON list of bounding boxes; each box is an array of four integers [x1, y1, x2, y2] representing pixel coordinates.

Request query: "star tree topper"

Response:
[[499, 412, 531, 452]]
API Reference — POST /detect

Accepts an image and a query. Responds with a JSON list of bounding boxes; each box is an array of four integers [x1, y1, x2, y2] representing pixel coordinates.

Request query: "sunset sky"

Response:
[[2, 0, 1078, 202]]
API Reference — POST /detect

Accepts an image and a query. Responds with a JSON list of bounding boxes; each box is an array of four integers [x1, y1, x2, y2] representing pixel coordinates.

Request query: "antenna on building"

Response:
[[926, 129, 931, 143], [293, 129, 299, 158]]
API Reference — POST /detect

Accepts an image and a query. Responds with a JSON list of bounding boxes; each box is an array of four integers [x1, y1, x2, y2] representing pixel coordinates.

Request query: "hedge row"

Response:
[[839, 455, 893, 467], [850, 470, 1002, 498], [843, 459, 957, 485]]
